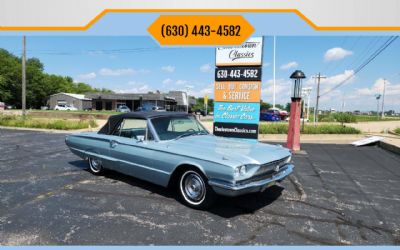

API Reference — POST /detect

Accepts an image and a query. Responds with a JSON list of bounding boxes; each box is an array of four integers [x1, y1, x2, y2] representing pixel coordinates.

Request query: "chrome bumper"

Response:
[[208, 164, 294, 197]]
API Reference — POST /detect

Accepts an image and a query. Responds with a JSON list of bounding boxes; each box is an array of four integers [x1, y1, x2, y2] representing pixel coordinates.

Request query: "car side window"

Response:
[[168, 118, 201, 132], [114, 119, 154, 141]]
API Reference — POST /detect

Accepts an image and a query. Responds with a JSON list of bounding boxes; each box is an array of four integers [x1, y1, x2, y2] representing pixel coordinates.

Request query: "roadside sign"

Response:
[[215, 66, 262, 81], [214, 82, 261, 103], [214, 102, 260, 124], [215, 37, 263, 66], [214, 37, 263, 139], [214, 122, 259, 139]]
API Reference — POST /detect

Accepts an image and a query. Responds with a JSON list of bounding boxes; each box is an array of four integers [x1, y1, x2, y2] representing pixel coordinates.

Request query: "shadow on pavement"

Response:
[[68, 159, 283, 218]]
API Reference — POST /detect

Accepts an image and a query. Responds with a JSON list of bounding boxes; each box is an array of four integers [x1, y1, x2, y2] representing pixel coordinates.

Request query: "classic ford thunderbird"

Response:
[[65, 112, 294, 209]]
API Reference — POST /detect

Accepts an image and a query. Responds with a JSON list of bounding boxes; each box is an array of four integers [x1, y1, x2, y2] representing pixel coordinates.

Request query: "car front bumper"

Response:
[[208, 164, 294, 197]]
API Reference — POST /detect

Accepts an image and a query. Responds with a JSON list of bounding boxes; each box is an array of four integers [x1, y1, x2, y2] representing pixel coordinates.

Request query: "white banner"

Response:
[[2, 0, 400, 29], [215, 37, 263, 66]]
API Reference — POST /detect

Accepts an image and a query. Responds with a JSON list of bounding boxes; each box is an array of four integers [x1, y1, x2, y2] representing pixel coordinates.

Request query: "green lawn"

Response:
[[354, 115, 400, 122], [31, 109, 120, 115], [0, 115, 97, 130], [259, 123, 361, 134]]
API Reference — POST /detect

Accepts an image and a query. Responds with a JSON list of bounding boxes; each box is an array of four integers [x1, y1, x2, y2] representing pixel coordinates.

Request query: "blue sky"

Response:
[[0, 36, 399, 112]]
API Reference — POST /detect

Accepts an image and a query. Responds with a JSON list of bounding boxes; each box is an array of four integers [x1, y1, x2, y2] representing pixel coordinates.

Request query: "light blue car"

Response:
[[65, 112, 294, 209]]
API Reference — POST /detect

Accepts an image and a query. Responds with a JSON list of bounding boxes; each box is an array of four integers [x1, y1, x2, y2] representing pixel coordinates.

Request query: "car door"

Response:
[[107, 118, 165, 184]]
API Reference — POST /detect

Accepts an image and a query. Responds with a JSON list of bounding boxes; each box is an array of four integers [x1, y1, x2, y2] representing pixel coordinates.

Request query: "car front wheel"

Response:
[[88, 157, 104, 175], [178, 169, 216, 209]]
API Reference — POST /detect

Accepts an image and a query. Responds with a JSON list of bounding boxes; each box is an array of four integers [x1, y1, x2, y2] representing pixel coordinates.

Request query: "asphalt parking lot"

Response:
[[1, 128, 400, 245]]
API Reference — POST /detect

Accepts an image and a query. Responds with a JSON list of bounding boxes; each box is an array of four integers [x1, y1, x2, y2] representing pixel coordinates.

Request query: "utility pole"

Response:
[[375, 94, 381, 119], [312, 73, 326, 124], [341, 95, 346, 112], [381, 79, 386, 119], [301, 87, 312, 120], [22, 36, 26, 117]]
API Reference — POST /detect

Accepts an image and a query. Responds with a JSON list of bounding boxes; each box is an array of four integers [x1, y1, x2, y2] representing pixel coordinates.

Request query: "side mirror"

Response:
[[136, 135, 145, 142]]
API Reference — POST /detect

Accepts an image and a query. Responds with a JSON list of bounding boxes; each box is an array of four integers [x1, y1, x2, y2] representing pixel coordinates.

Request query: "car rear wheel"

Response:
[[88, 157, 104, 175], [178, 169, 216, 209]]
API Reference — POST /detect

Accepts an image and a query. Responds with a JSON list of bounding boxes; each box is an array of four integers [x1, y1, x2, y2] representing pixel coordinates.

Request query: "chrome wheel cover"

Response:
[[180, 171, 206, 205], [89, 158, 102, 173]]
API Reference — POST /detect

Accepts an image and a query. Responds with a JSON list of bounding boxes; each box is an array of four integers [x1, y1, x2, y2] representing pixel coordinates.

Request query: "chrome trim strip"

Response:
[[71, 134, 232, 168], [209, 164, 294, 191], [69, 146, 170, 175]]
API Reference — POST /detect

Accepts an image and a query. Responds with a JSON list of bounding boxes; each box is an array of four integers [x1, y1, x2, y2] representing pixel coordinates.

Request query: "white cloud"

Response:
[[200, 63, 212, 73], [116, 81, 151, 93], [261, 78, 292, 104], [175, 80, 188, 85], [304, 70, 355, 94], [324, 47, 353, 61], [98, 68, 149, 76], [199, 87, 213, 96], [263, 62, 271, 68], [322, 70, 355, 86], [162, 78, 173, 85], [161, 65, 175, 73], [356, 78, 400, 96], [280, 61, 298, 70], [77, 72, 96, 80]]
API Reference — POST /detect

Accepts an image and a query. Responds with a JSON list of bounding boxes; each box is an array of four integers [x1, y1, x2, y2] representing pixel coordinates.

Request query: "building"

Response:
[[85, 91, 196, 112], [48, 93, 92, 110]]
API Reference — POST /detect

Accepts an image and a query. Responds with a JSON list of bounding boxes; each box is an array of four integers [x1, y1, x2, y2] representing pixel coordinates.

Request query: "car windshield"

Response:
[[151, 116, 208, 141]]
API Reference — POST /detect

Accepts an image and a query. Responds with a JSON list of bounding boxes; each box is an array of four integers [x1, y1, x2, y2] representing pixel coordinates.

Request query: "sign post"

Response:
[[204, 95, 208, 115], [214, 37, 263, 139]]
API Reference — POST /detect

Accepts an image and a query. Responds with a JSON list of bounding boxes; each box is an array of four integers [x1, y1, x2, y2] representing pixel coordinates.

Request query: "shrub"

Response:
[[0, 115, 97, 130], [332, 112, 357, 126], [258, 123, 288, 134], [395, 127, 400, 135]]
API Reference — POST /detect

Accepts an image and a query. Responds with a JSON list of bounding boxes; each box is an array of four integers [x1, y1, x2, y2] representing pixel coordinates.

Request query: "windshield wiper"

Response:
[[174, 131, 208, 140]]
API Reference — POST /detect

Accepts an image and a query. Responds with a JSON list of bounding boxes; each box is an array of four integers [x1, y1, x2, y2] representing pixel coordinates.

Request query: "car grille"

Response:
[[256, 156, 289, 175], [237, 156, 290, 186]]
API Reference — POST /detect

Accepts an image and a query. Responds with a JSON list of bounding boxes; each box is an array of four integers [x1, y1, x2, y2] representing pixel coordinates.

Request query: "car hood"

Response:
[[162, 135, 291, 167]]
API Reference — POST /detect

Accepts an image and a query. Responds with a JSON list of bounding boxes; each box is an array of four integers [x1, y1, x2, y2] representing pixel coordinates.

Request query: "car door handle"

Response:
[[110, 140, 119, 148]]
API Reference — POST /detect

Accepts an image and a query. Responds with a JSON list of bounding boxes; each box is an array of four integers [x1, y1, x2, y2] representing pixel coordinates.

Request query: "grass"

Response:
[[259, 123, 361, 134], [0, 115, 97, 130], [32, 109, 120, 115], [318, 114, 400, 123], [395, 127, 400, 135]]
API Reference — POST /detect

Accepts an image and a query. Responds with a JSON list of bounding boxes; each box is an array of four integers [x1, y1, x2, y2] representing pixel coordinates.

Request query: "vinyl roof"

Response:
[[111, 111, 189, 119]]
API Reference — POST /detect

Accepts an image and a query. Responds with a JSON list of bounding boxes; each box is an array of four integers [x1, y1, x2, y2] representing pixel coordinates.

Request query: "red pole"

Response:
[[287, 98, 301, 151]]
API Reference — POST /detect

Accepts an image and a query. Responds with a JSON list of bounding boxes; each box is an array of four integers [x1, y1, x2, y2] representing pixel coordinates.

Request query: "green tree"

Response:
[[260, 101, 271, 111], [0, 48, 112, 109], [284, 103, 291, 112], [333, 112, 356, 126]]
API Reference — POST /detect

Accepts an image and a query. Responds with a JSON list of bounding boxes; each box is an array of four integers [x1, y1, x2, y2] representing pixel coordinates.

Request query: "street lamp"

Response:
[[287, 70, 306, 151]]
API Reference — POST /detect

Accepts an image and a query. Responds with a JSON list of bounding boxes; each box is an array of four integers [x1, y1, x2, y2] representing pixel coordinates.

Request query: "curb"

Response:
[[379, 141, 400, 155]]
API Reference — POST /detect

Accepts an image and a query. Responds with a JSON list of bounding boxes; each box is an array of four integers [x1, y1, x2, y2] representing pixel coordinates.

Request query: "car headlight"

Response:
[[285, 155, 292, 164], [234, 165, 247, 177]]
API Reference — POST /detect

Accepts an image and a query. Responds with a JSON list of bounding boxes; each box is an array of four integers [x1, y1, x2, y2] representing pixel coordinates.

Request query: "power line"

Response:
[[320, 36, 398, 97], [324, 36, 361, 76], [344, 37, 383, 71]]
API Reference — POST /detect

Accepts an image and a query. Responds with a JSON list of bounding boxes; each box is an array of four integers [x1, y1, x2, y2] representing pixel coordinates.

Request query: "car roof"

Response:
[[98, 112, 190, 134], [113, 111, 188, 119]]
